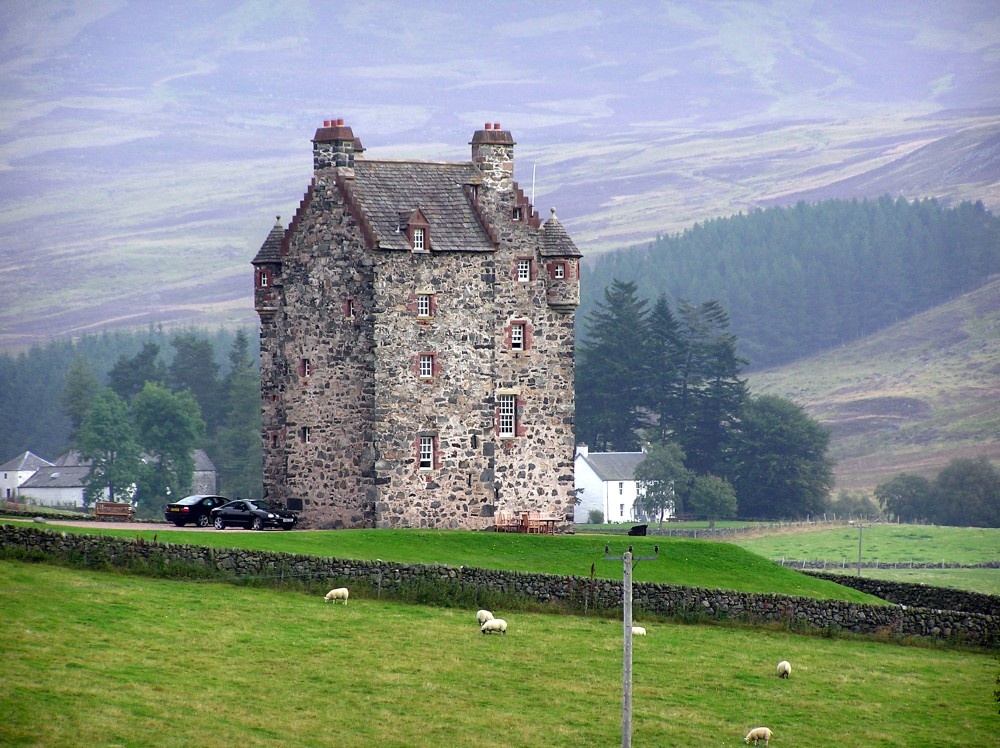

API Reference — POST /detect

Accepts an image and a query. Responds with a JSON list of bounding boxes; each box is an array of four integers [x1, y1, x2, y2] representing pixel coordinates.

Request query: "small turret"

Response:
[[540, 208, 582, 312], [252, 215, 285, 317]]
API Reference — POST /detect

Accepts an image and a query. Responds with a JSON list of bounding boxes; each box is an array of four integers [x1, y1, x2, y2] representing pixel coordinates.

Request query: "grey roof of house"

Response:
[[0, 451, 53, 472], [576, 452, 647, 482], [193, 449, 216, 472], [20, 465, 90, 489], [349, 160, 495, 253], [53, 450, 89, 467]]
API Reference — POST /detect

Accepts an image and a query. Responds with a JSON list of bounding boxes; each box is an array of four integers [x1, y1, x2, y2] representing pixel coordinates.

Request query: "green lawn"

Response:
[[28, 522, 881, 603], [1, 561, 995, 748]]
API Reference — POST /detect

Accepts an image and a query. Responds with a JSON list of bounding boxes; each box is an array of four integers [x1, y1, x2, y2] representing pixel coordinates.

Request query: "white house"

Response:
[[13, 449, 218, 509], [0, 451, 54, 501], [17, 450, 96, 509], [574, 445, 659, 524]]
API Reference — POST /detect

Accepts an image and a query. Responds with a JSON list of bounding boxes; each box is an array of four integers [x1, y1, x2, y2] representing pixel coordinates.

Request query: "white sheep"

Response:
[[631, 626, 646, 636], [744, 726, 772, 745], [324, 587, 349, 604], [476, 609, 494, 625], [776, 660, 791, 679], [481, 618, 507, 635]]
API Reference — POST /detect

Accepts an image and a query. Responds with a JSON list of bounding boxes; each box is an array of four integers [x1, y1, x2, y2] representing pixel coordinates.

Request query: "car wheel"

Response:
[[214, 517, 226, 530], [252, 517, 264, 531], [196, 514, 211, 528], [172, 520, 186, 527]]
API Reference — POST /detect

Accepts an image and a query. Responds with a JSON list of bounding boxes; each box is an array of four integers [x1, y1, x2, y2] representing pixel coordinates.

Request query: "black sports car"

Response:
[[164, 494, 228, 527], [211, 499, 299, 530]]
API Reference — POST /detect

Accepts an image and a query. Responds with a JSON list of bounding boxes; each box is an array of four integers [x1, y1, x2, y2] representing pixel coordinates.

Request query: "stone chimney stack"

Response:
[[313, 118, 365, 173], [470, 122, 514, 192]]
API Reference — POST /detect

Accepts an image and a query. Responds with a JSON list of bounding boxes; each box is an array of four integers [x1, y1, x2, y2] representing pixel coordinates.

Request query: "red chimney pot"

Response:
[[336, 118, 344, 126], [323, 120, 331, 127], [484, 123, 491, 130], [494, 122, 501, 130]]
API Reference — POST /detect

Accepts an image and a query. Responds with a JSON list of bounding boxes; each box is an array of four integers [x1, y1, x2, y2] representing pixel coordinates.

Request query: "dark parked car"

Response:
[[164, 494, 228, 527], [211, 499, 299, 531]]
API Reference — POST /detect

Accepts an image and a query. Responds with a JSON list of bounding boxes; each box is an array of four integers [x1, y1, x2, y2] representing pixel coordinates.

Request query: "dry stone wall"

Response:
[[3, 525, 995, 647]]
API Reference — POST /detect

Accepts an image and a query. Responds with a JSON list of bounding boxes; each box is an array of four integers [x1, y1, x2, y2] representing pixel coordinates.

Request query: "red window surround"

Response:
[[412, 352, 439, 379], [495, 393, 525, 438], [298, 358, 312, 378], [414, 434, 440, 472], [343, 296, 356, 319], [503, 320, 533, 351], [406, 292, 437, 319], [514, 257, 536, 282], [256, 268, 272, 288]]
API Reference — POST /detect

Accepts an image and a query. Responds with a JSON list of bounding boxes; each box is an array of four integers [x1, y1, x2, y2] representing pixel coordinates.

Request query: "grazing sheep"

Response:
[[481, 618, 508, 635], [631, 626, 646, 636], [476, 609, 494, 625], [324, 587, 349, 604], [776, 660, 791, 679], [744, 726, 772, 745]]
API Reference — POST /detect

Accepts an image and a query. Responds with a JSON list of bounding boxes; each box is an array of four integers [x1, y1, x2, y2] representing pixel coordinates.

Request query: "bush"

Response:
[[588, 509, 604, 524]]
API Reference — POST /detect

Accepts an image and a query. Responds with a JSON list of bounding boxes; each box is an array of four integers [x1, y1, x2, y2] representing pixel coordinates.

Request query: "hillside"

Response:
[[747, 276, 1000, 493], [1, 2, 999, 350]]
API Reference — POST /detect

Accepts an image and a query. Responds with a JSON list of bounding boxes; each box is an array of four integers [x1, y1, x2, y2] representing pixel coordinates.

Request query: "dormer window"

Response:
[[401, 208, 431, 253]]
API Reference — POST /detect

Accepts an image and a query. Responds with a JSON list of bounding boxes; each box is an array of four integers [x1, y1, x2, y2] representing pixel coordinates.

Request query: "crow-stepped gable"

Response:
[[252, 120, 581, 529]]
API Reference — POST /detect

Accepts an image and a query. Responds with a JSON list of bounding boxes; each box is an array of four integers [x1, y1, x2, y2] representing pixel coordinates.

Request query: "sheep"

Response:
[[744, 726, 772, 745], [476, 609, 494, 625], [631, 626, 646, 636], [324, 587, 349, 604], [481, 618, 507, 635], [776, 660, 791, 679]]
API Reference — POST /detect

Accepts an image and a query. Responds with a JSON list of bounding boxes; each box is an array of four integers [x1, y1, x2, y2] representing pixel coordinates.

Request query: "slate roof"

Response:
[[252, 216, 286, 264], [20, 465, 89, 489], [348, 160, 495, 252], [0, 451, 53, 472], [541, 209, 582, 258], [576, 451, 647, 482]]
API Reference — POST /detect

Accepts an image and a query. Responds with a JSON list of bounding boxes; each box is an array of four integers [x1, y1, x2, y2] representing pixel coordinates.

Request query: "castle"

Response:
[[252, 120, 581, 529]]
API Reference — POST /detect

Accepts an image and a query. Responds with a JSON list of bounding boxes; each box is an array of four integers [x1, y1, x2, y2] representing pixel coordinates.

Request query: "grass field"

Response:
[[29, 522, 881, 604], [727, 523, 1000, 595], [1, 561, 995, 748]]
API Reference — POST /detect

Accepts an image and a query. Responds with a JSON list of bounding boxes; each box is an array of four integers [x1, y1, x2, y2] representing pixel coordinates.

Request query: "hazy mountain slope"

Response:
[[1, 1, 998, 350], [747, 276, 1000, 493]]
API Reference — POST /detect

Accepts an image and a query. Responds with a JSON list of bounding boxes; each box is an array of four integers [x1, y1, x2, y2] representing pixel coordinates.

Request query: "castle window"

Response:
[[301, 426, 311, 444], [418, 353, 434, 379], [299, 358, 312, 377], [418, 435, 435, 470], [498, 393, 517, 438], [344, 297, 355, 319], [413, 227, 425, 251], [512, 206, 523, 221], [511, 323, 525, 351], [554, 263, 565, 280], [417, 293, 432, 317], [517, 259, 532, 282], [270, 433, 280, 448], [258, 269, 270, 288]]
